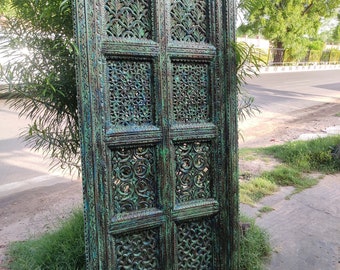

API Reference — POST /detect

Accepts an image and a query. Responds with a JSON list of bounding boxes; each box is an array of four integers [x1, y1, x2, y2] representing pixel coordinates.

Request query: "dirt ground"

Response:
[[0, 180, 83, 268], [0, 102, 340, 269], [239, 102, 340, 148]]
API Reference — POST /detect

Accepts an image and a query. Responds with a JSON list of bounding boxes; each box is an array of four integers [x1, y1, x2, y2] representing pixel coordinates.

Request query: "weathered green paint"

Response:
[[73, 0, 238, 269]]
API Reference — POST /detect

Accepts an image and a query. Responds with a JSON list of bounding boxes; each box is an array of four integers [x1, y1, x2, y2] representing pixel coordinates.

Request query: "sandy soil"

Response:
[[0, 180, 83, 268], [0, 102, 340, 269], [240, 102, 340, 147]]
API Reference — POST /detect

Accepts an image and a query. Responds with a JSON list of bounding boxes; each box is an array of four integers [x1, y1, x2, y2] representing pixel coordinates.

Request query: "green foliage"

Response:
[[235, 42, 263, 122], [0, 0, 14, 16], [240, 177, 278, 205], [333, 25, 340, 43], [329, 49, 340, 62], [0, 0, 80, 172], [241, 136, 340, 203], [239, 215, 271, 270], [238, 0, 340, 61], [8, 210, 86, 270], [308, 50, 323, 63], [308, 40, 325, 51], [332, 13, 340, 43], [261, 136, 340, 173]]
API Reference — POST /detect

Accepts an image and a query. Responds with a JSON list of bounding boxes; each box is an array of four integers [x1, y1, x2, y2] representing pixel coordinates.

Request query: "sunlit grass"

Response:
[[260, 136, 340, 173], [261, 165, 318, 194], [258, 206, 275, 214], [240, 136, 340, 205], [240, 177, 278, 205]]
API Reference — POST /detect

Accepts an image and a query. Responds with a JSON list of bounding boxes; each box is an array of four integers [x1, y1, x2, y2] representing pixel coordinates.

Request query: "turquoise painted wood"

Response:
[[73, 0, 239, 268]]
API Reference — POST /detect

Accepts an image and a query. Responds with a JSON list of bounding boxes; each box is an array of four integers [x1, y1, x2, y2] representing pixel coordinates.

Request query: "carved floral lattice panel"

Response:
[[172, 61, 210, 123], [115, 229, 160, 269], [177, 219, 213, 269], [111, 146, 158, 213], [175, 141, 211, 203], [170, 0, 208, 42], [105, 0, 153, 39], [108, 60, 154, 126]]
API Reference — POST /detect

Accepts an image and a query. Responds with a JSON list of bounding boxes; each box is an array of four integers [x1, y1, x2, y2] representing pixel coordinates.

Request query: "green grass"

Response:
[[240, 177, 278, 205], [240, 136, 340, 205], [8, 210, 85, 270], [261, 165, 318, 193], [258, 206, 275, 214], [239, 215, 271, 270], [260, 136, 340, 173]]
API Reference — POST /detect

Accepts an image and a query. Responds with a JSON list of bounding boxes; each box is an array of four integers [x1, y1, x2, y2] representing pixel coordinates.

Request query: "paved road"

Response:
[[241, 174, 340, 270], [240, 70, 340, 146], [0, 100, 77, 198], [246, 69, 340, 113]]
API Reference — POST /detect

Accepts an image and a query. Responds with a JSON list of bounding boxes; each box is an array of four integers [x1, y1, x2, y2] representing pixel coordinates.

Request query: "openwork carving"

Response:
[[108, 60, 154, 126], [105, 0, 153, 39], [172, 62, 210, 123], [170, 0, 208, 42], [111, 146, 157, 213], [177, 219, 213, 269], [115, 229, 160, 269], [175, 142, 211, 202]]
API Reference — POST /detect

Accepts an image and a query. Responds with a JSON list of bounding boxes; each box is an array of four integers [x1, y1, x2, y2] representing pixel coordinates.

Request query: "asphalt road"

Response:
[[240, 69, 340, 146], [0, 100, 76, 198], [246, 69, 340, 114]]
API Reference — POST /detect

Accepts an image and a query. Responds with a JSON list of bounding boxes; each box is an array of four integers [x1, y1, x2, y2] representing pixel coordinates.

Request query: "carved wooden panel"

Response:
[[115, 229, 160, 269], [74, 0, 238, 269], [175, 141, 212, 202], [111, 146, 158, 213], [170, 0, 209, 43], [108, 60, 155, 126], [105, 0, 154, 40], [176, 218, 214, 269], [172, 61, 211, 123]]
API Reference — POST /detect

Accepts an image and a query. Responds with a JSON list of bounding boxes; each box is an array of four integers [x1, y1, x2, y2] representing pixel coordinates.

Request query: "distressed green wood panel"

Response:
[[73, 0, 238, 269]]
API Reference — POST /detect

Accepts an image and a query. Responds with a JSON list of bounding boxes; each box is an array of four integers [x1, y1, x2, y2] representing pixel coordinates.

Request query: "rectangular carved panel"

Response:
[[170, 0, 209, 43], [111, 146, 158, 214], [114, 228, 160, 269], [105, 0, 154, 40], [108, 60, 155, 127], [176, 218, 214, 269], [172, 61, 211, 123], [174, 141, 212, 203]]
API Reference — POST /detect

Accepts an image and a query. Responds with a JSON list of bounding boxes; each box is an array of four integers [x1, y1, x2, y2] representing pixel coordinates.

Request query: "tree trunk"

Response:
[[273, 41, 285, 65]]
